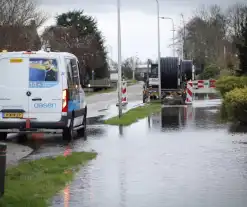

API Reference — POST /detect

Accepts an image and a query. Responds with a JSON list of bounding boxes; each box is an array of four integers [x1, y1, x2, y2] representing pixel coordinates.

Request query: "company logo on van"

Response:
[[34, 103, 56, 108]]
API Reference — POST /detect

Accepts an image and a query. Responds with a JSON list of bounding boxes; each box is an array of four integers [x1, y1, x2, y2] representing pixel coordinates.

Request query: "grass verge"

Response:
[[0, 151, 97, 207], [104, 103, 161, 126]]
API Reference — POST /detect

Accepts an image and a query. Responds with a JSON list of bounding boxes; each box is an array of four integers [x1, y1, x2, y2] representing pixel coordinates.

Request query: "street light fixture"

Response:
[[155, 0, 161, 100], [117, 0, 122, 117], [160, 17, 175, 57]]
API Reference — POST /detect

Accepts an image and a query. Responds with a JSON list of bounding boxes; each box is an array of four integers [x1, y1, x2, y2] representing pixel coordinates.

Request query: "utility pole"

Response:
[[160, 17, 175, 57], [181, 14, 186, 59], [147, 59, 150, 86], [132, 56, 136, 80], [117, 0, 122, 117], [156, 0, 161, 100], [172, 24, 175, 57]]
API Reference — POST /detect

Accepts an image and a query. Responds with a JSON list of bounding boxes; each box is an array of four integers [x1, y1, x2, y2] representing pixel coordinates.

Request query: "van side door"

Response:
[[77, 61, 86, 109], [65, 58, 83, 126]]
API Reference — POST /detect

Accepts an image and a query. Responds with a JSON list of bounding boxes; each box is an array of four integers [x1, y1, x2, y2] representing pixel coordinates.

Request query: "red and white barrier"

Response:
[[209, 79, 216, 88], [121, 81, 128, 105], [192, 79, 216, 89], [185, 80, 193, 104], [197, 80, 204, 88]]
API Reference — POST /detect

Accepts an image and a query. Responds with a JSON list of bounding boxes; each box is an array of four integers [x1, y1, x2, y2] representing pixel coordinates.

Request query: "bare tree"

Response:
[[0, 0, 48, 27], [176, 4, 242, 72], [0, 21, 41, 51], [227, 3, 247, 44]]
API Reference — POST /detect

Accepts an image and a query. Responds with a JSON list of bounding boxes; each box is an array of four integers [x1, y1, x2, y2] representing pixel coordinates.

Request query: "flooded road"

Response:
[[27, 99, 247, 207]]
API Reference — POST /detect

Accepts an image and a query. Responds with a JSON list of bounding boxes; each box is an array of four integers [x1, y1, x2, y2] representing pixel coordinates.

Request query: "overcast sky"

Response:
[[39, 0, 245, 61]]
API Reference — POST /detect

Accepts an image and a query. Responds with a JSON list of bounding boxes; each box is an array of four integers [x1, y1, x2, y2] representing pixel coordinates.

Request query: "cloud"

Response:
[[38, 0, 246, 61], [39, 0, 245, 14]]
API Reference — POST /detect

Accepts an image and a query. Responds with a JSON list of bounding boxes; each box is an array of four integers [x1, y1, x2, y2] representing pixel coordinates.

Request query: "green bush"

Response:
[[216, 76, 247, 96], [199, 64, 220, 80], [224, 87, 247, 123]]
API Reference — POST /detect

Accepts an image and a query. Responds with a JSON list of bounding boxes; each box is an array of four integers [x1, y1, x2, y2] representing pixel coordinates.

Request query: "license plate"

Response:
[[2, 112, 23, 118]]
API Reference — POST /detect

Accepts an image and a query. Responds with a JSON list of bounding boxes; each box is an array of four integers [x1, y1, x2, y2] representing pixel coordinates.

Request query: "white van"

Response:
[[0, 50, 87, 141]]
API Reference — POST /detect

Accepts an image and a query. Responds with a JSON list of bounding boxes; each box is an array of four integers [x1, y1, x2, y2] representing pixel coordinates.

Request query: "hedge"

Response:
[[216, 76, 247, 96], [224, 87, 247, 123]]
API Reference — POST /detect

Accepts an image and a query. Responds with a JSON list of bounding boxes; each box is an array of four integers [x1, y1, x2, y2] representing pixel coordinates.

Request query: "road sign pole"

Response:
[[117, 0, 122, 117]]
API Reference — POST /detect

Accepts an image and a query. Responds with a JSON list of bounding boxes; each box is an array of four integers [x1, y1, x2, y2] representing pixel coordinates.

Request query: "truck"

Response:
[[143, 57, 194, 104]]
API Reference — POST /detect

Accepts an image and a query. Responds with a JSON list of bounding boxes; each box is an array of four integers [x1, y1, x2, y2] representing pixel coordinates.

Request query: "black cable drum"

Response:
[[160, 57, 179, 89], [181, 60, 193, 81]]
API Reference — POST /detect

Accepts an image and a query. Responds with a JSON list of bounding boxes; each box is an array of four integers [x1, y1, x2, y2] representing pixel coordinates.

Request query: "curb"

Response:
[[5, 142, 33, 167]]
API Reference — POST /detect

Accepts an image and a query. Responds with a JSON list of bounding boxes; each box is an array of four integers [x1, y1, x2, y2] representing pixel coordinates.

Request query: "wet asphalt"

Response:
[[19, 97, 247, 207]]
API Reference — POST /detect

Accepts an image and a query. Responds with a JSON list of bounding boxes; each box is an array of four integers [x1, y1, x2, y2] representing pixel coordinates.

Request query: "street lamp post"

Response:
[[160, 17, 175, 57], [132, 56, 136, 80], [117, 0, 122, 117], [156, 0, 161, 100], [181, 14, 186, 59]]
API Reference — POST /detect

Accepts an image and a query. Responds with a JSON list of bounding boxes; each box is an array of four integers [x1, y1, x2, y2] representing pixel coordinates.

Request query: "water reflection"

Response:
[[229, 123, 247, 134], [119, 125, 124, 136], [148, 105, 223, 131], [161, 107, 186, 130], [64, 185, 70, 207], [149, 106, 187, 131], [63, 145, 72, 207], [119, 158, 126, 207], [193, 93, 221, 100]]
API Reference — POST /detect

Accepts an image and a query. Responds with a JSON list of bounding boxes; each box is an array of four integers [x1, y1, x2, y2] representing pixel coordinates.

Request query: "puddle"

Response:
[[16, 98, 247, 207], [35, 99, 247, 207]]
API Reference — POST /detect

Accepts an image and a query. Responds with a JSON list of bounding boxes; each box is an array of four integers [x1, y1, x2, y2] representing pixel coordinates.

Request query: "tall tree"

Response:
[[55, 10, 108, 81], [236, 15, 247, 75], [0, 0, 47, 27], [0, 0, 46, 51], [0, 21, 41, 51], [176, 4, 242, 73]]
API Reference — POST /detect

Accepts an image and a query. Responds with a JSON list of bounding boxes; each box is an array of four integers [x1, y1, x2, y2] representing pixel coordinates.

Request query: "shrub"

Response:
[[216, 75, 247, 96], [199, 64, 220, 79], [224, 87, 247, 123], [219, 100, 228, 122]]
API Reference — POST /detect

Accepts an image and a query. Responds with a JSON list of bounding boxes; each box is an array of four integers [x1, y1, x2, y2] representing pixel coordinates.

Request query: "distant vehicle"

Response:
[[0, 50, 87, 141], [148, 63, 159, 88], [143, 57, 194, 104], [110, 72, 118, 81]]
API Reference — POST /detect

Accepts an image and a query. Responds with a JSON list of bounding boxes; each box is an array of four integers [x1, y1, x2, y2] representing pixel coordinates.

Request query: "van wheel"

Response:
[[78, 110, 87, 138], [0, 132, 7, 141], [63, 118, 74, 141]]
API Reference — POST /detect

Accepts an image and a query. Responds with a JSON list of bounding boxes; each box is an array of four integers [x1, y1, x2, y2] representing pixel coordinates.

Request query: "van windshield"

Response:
[[29, 58, 58, 88]]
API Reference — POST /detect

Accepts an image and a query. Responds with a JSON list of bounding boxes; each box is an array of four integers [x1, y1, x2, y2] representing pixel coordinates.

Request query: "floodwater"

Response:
[[27, 99, 247, 207]]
